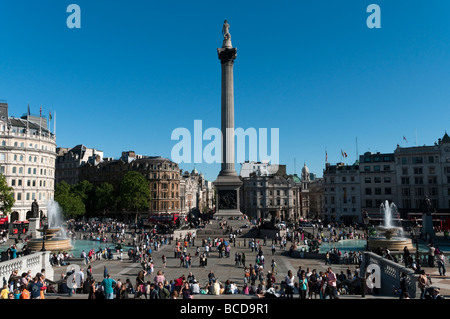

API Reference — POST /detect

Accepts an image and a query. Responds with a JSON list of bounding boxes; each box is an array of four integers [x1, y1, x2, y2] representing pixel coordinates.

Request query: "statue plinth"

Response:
[[28, 218, 42, 239], [421, 213, 436, 238]]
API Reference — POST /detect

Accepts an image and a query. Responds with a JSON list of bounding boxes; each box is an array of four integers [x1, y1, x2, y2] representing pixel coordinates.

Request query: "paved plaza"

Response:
[[10, 219, 440, 300]]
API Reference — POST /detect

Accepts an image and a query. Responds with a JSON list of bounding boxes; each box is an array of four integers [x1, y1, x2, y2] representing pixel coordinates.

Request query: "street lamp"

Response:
[[363, 211, 370, 250], [411, 218, 421, 266], [40, 214, 48, 252]]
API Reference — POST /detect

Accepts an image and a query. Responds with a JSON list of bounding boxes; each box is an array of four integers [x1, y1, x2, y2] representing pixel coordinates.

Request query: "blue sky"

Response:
[[1, 0, 449, 181]]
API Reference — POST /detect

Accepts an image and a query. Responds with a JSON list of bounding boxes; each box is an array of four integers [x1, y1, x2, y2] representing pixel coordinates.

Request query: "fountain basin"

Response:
[[27, 237, 73, 252], [368, 237, 415, 252]]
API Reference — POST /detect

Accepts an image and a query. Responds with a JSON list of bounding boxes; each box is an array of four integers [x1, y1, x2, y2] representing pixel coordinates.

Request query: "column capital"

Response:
[[218, 47, 237, 65]]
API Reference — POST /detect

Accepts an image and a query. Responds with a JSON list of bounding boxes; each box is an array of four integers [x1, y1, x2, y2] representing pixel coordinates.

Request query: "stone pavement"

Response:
[[5, 219, 449, 300]]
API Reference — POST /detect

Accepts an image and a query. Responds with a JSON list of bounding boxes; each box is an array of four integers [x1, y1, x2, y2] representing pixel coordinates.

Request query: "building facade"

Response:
[[359, 152, 397, 220], [180, 168, 214, 215], [322, 133, 450, 223], [79, 151, 181, 215], [56, 144, 104, 185], [394, 134, 450, 217], [240, 164, 301, 222], [0, 101, 56, 222], [323, 162, 362, 223]]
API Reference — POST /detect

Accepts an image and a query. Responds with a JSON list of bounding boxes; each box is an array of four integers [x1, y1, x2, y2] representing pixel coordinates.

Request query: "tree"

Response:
[[55, 181, 85, 219], [0, 174, 15, 216], [94, 182, 117, 214], [72, 180, 95, 213], [118, 171, 151, 221]]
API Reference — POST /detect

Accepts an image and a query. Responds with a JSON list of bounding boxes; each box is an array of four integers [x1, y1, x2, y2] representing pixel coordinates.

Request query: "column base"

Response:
[[213, 175, 242, 218]]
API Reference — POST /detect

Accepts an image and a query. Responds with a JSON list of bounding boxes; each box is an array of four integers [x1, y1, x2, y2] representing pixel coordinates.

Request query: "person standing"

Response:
[[437, 251, 446, 276], [427, 243, 436, 267], [327, 267, 338, 299], [418, 270, 428, 299], [103, 265, 109, 279], [88, 279, 97, 299], [284, 270, 295, 299], [101, 273, 116, 299], [299, 272, 308, 299], [399, 272, 408, 299], [75, 268, 84, 294], [29, 276, 43, 299]]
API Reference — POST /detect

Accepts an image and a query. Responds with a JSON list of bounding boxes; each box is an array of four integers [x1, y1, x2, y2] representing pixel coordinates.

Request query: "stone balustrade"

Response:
[[0, 251, 54, 284]]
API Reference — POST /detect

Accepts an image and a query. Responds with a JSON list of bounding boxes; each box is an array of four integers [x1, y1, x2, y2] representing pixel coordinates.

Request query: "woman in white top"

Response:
[[284, 270, 295, 299]]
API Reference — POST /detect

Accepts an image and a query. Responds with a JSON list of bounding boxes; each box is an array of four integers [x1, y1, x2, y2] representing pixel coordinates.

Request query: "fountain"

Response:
[[27, 200, 73, 252], [367, 200, 415, 252]]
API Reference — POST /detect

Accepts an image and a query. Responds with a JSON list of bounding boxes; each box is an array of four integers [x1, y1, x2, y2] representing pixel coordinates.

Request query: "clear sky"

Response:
[[1, 0, 449, 181]]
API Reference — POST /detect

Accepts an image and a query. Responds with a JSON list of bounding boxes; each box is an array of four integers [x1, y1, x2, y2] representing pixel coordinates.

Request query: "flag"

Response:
[[49, 110, 52, 121], [403, 136, 408, 143], [325, 151, 328, 162], [40, 105, 42, 117], [341, 150, 348, 158]]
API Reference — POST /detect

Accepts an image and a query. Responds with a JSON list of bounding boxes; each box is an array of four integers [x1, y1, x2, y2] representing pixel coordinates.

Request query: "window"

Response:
[[401, 177, 410, 185], [374, 177, 381, 183], [428, 156, 435, 163], [414, 167, 423, 174], [402, 168, 408, 175], [415, 188, 424, 196], [428, 176, 438, 184], [365, 199, 372, 207], [383, 165, 390, 171], [374, 165, 380, 172], [429, 167, 436, 174], [364, 166, 370, 172], [384, 177, 391, 183], [385, 188, 392, 195], [365, 188, 372, 195], [412, 157, 423, 164], [365, 177, 371, 183], [415, 177, 423, 185], [401, 157, 408, 164], [375, 188, 382, 195], [402, 188, 410, 196]]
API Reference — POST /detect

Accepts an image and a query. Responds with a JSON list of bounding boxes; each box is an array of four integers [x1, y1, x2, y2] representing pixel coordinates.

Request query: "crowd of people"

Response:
[[1, 217, 449, 300]]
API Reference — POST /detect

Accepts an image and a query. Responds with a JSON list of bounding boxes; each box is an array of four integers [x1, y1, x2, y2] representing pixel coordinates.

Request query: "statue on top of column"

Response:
[[221, 20, 232, 48], [222, 20, 231, 40]]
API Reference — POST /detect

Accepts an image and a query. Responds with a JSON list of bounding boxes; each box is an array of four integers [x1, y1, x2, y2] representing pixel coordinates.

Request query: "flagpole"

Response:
[[54, 111, 56, 137], [39, 105, 42, 135]]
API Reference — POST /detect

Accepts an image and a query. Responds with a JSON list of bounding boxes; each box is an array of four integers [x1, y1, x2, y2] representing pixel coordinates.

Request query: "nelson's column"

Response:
[[213, 20, 243, 217]]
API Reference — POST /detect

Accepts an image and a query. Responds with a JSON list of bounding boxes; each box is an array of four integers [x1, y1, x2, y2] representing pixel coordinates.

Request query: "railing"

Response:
[[361, 251, 419, 298], [0, 251, 54, 283]]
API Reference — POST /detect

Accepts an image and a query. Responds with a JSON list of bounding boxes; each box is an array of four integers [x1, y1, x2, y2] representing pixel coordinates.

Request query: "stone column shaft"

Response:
[[218, 47, 237, 177]]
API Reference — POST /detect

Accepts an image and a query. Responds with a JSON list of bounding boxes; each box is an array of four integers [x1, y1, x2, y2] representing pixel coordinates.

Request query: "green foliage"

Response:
[[118, 171, 151, 212], [0, 174, 15, 215], [94, 182, 117, 213], [55, 181, 86, 218]]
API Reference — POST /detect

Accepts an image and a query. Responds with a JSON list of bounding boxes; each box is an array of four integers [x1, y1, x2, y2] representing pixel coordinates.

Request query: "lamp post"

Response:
[[363, 211, 370, 251], [412, 217, 421, 266], [40, 214, 48, 252]]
